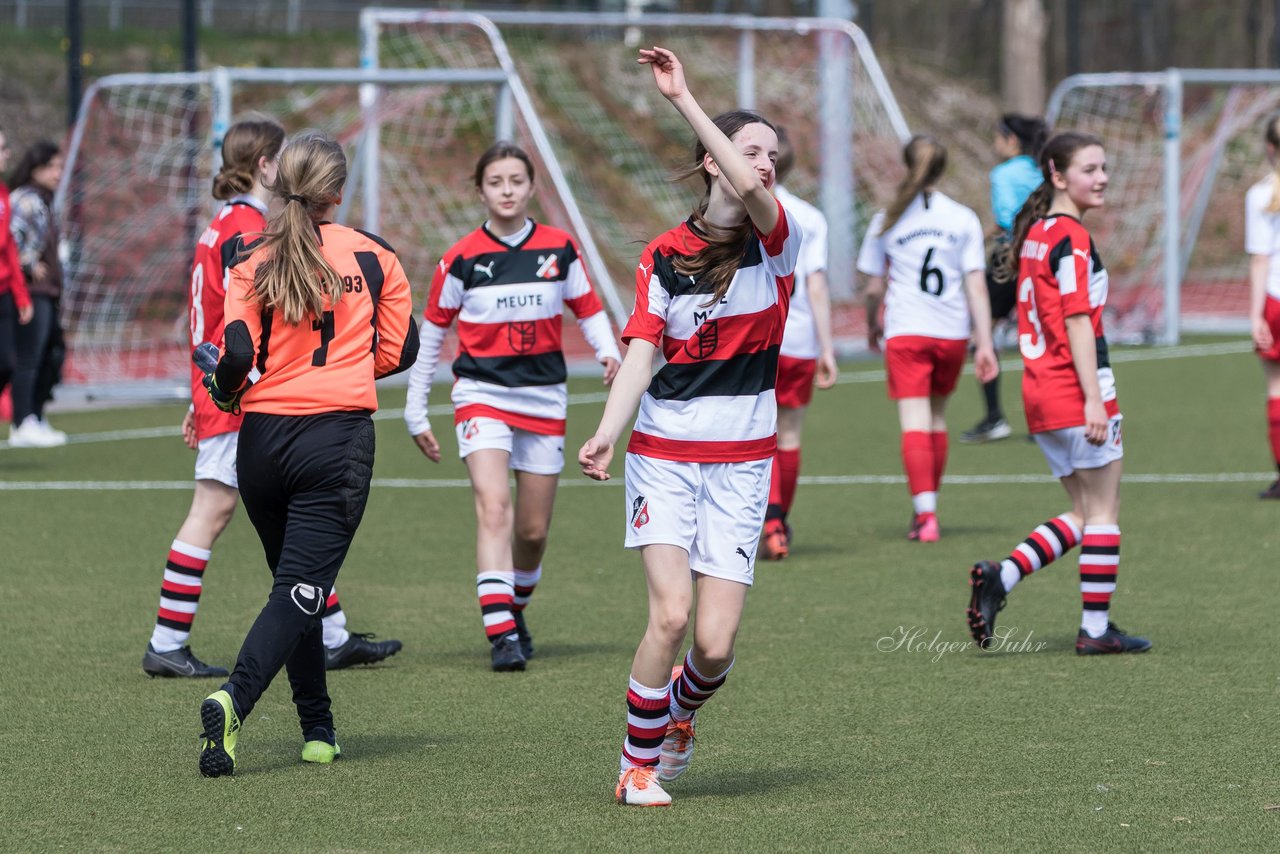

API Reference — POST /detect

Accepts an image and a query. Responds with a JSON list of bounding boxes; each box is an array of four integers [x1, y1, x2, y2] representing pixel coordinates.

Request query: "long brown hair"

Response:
[[213, 114, 285, 201], [672, 110, 776, 307], [1265, 113, 1280, 214], [1001, 130, 1104, 281], [880, 135, 947, 233], [250, 131, 347, 325]]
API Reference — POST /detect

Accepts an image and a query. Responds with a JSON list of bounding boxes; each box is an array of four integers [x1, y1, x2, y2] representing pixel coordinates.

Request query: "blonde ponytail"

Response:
[[881, 135, 947, 233], [250, 131, 347, 325]]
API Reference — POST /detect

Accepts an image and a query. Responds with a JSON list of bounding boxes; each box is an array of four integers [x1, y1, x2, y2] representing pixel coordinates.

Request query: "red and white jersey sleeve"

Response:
[[1245, 179, 1280, 299], [1016, 214, 1118, 433], [775, 185, 829, 360], [624, 199, 798, 463], [189, 197, 266, 440], [857, 191, 984, 341]]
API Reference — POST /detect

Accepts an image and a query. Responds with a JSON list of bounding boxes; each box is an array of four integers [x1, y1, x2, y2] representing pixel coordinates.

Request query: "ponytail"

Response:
[[1001, 130, 1104, 281], [250, 131, 347, 325], [881, 135, 947, 233], [671, 109, 776, 307], [213, 113, 285, 201]]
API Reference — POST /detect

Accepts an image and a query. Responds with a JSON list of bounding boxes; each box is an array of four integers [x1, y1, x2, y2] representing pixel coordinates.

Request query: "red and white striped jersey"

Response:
[[856, 191, 985, 341], [775, 185, 829, 361], [420, 221, 617, 435], [189, 196, 265, 440], [623, 197, 801, 463], [1016, 214, 1119, 433]]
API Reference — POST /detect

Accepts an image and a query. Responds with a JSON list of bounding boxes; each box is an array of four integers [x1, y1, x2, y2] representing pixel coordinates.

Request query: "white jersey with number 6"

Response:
[[856, 191, 985, 341]]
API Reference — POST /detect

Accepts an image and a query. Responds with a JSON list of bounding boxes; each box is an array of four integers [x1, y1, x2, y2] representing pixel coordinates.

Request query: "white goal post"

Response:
[[1048, 68, 1280, 344]]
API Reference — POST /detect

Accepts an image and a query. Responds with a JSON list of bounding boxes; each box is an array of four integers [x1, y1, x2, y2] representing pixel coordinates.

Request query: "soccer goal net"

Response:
[[364, 8, 911, 341], [56, 63, 612, 391], [1047, 69, 1280, 343]]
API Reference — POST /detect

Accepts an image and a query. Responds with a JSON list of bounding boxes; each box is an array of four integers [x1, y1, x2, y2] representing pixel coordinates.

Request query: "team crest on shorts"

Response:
[[630, 495, 650, 529], [684, 320, 719, 360], [463, 419, 481, 440], [507, 320, 538, 353]]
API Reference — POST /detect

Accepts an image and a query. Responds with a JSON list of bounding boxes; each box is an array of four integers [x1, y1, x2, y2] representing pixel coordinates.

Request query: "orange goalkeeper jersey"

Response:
[[221, 223, 419, 415]]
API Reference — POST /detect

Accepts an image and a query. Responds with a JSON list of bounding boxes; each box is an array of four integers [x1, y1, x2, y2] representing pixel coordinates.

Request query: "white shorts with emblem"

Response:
[[623, 453, 772, 587], [455, 416, 564, 475], [195, 431, 239, 488], [1034, 414, 1124, 478]]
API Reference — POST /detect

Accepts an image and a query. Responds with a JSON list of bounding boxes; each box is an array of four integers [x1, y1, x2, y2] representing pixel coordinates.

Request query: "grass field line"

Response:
[[0, 340, 1252, 451], [1, 471, 1272, 491]]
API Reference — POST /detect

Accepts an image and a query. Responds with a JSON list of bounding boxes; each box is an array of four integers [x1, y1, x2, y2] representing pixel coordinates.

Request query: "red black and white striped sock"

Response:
[[999, 514, 1083, 592], [621, 676, 670, 770], [1079, 525, 1120, 638], [477, 571, 517, 643], [902, 431, 936, 513], [513, 564, 542, 612], [149, 539, 210, 653], [1267, 398, 1280, 470], [321, 588, 349, 649], [670, 651, 733, 722]]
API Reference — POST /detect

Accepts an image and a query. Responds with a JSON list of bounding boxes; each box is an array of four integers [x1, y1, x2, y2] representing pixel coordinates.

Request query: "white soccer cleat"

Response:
[[9, 415, 62, 448], [615, 766, 672, 806], [658, 715, 696, 782], [37, 419, 67, 444]]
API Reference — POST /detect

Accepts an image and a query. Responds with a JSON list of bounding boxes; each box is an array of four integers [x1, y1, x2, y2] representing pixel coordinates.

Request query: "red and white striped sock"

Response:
[[477, 570, 517, 642], [321, 588, 349, 649], [1079, 525, 1120, 638], [621, 676, 670, 770], [513, 564, 542, 612], [671, 651, 733, 722], [149, 539, 210, 653], [902, 431, 936, 514], [999, 514, 1083, 592]]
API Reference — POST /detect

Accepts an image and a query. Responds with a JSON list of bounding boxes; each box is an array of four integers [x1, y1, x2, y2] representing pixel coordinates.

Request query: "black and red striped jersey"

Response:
[[422, 220, 613, 434], [1016, 214, 1118, 433], [622, 197, 802, 463], [189, 196, 265, 440]]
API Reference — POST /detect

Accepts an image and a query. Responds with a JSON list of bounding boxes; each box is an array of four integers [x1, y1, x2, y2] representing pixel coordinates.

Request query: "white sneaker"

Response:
[[9, 416, 60, 448], [37, 418, 67, 444], [615, 766, 672, 806], [658, 714, 696, 782]]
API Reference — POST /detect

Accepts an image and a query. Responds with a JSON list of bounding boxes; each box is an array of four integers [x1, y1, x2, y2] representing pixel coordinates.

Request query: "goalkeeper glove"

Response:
[[202, 373, 244, 414]]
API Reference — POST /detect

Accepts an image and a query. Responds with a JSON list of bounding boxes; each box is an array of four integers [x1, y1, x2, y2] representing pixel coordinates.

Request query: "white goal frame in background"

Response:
[[1048, 68, 1280, 344]]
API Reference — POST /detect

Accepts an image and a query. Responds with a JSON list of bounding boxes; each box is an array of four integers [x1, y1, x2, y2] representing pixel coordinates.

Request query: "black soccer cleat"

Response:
[[142, 644, 229, 678], [512, 610, 535, 660], [1259, 479, 1280, 500], [325, 633, 402, 670], [1075, 623, 1152, 655], [966, 561, 1006, 647], [490, 634, 527, 672]]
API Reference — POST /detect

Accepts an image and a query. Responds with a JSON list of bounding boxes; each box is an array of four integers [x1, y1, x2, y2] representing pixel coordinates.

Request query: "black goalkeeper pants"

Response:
[[225, 409, 375, 735]]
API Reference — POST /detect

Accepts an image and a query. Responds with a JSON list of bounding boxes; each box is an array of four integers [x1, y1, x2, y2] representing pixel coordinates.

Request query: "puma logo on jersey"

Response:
[[438, 258, 448, 275], [735, 546, 750, 563], [638, 261, 653, 279], [536, 254, 560, 280], [475, 260, 495, 279]]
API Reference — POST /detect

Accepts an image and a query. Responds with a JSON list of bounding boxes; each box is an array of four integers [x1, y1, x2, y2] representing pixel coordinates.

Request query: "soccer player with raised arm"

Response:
[[404, 142, 620, 673], [195, 131, 420, 776], [142, 116, 401, 680], [967, 131, 1151, 656], [859, 135, 999, 543], [579, 47, 801, 806]]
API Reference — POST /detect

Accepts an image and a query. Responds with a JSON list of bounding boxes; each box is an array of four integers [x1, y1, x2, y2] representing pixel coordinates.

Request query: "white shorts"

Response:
[[1034, 415, 1124, 479], [623, 453, 772, 587], [195, 431, 238, 488], [455, 416, 564, 475]]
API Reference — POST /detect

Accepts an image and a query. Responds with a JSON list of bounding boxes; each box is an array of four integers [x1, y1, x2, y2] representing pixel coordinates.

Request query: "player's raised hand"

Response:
[[579, 434, 614, 481], [412, 429, 442, 463], [638, 47, 687, 101]]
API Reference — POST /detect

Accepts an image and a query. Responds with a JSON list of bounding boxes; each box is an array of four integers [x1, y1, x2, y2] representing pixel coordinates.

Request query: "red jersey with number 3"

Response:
[[189, 198, 265, 440], [1016, 214, 1120, 433]]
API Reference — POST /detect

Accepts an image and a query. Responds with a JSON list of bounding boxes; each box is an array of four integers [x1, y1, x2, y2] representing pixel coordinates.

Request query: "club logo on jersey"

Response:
[[637, 260, 653, 280], [684, 319, 719, 360], [536, 254, 560, 280], [475, 260, 495, 279], [290, 583, 324, 616], [507, 321, 538, 354], [630, 496, 650, 529], [462, 419, 481, 441]]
